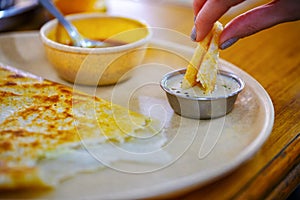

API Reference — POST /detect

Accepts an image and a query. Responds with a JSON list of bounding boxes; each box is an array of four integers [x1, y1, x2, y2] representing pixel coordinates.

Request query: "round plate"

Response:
[[0, 32, 274, 199]]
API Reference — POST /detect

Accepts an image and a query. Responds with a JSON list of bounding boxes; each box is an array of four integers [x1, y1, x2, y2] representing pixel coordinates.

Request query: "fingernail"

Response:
[[220, 37, 238, 50], [191, 26, 197, 41]]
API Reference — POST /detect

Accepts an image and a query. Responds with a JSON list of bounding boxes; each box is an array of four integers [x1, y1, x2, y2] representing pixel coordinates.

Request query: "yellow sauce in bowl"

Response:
[[46, 16, 149, 48]]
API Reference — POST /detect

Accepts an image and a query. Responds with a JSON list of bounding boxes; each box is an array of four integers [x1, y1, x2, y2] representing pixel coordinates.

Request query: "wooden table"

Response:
[[3, 0, 300, 199], [107, 0, 300, 199]]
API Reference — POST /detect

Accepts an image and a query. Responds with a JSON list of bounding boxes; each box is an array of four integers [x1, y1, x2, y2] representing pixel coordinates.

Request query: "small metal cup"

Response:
[[160, 69, 245, 119]]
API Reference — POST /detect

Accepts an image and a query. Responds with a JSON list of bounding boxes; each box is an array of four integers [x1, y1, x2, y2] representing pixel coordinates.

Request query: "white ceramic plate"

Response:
[[0, 32, 274, 199]]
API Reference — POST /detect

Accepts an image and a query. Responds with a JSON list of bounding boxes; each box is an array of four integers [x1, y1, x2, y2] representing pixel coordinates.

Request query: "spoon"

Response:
[[39, 0, 110, 48]]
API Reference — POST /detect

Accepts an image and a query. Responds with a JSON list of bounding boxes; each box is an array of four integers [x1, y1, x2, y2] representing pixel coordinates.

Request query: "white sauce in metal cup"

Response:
[[165, 73, 241, 98]]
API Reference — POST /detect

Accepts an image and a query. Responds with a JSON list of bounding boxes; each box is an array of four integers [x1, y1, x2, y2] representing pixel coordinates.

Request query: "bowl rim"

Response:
[[40, 13, 152, 54], [160, 68, 245, 101]]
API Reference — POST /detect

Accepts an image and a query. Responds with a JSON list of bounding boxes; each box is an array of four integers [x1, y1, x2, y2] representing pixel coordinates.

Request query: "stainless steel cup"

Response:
[[160, 69, 245, 119]]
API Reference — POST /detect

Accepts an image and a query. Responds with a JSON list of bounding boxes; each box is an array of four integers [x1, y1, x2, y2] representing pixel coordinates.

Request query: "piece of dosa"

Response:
[[0, 64, 165, 190], [182, 22, 223, 93]]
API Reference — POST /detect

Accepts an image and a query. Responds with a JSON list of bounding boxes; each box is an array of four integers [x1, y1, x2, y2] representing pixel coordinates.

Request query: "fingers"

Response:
[[220, 0, 300, 49], [193, 0, 206, 16], [192, 0, 300, 48], [192, 0, 245, 41]]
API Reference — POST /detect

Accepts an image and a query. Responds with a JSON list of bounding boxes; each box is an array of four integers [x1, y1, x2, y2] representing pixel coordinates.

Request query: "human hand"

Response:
[[191, 0, 300, 49]]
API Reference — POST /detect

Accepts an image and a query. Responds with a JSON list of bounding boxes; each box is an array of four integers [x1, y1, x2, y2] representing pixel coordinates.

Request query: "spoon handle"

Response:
[[39, 0, 82, 46]]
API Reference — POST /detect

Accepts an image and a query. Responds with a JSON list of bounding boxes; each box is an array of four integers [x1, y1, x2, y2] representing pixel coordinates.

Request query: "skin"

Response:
[[192, 0, 300, 49]]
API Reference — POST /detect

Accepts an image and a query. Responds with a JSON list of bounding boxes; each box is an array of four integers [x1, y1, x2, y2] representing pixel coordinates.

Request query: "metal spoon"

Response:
[[39, 0, 110, 48]]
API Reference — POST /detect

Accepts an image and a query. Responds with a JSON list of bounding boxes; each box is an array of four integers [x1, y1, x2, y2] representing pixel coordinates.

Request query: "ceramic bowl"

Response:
[[40, 13, 152, 85]]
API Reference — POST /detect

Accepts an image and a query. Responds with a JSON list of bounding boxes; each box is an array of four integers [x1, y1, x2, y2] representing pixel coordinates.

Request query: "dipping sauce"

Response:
[[165, 73, 241, 99]]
